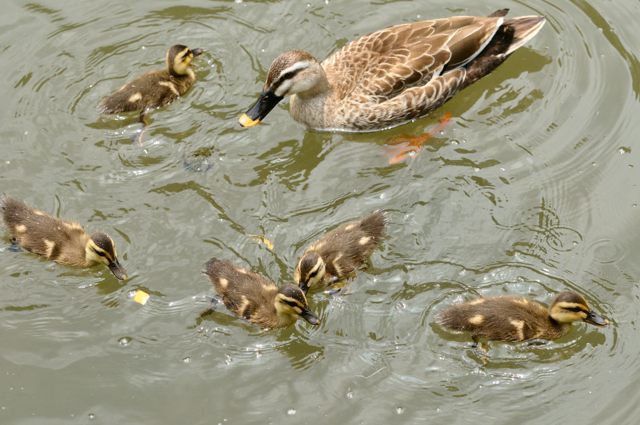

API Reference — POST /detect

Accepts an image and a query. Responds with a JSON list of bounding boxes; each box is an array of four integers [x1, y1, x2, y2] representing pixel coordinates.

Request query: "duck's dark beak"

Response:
[[300, 308, 320, 325], [191, 48, 205, 57], [239, 90, 283, 128], [584, 310, 609, 326], [108, 259, 128, 281], [299, 281, 310, 294]]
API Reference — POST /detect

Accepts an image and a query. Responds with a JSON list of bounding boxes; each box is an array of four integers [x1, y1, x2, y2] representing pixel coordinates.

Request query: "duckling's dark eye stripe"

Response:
[[308, 270, 319, 278], [566, 306, 585, 313], [93, 249, 107, 257], [284, 300, 302, 308]]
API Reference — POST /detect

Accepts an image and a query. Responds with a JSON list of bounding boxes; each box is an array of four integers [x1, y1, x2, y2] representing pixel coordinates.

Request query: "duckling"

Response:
[[204, 257, 320, 329], [239, 9, 545, 132], [1, 195, 127, 280], [294, 211, 386, 293], [98, 44, 204, 126], [437, 291, 609, 343]]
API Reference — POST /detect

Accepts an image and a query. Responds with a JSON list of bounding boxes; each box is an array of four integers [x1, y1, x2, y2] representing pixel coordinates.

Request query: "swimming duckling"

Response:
[[294, 211, 386, 293], [1, 195, 127, 280], [239, 9, 545, 131], [204, 257, 320, 329], [437, 291, 609, 342], [98, 44, 204, 125]]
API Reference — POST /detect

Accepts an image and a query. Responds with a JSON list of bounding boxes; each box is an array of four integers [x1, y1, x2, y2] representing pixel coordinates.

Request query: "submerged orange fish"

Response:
[[385, 112, 452, 164]]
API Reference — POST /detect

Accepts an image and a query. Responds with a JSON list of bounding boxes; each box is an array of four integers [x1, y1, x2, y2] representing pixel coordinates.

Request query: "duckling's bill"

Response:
[[108, 259, 128, 280], [301, 308, 320, 325], [585, 310, 609, 326], [239, 90, 283, 127]]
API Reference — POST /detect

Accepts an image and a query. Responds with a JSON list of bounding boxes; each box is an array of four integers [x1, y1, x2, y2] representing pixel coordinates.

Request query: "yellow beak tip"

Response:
[[239, 114, 260, 128]]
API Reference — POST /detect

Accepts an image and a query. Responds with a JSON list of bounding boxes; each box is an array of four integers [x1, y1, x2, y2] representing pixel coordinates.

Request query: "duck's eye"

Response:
[[93, 249, 107, 257], [308, 270, 319, 279]]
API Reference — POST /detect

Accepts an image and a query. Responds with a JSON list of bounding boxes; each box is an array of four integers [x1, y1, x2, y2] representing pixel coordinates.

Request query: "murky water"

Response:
[[1, 0, 639, 423]]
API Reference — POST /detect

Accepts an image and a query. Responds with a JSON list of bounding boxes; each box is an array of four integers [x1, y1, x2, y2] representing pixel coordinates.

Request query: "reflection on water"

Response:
[[1, 0, 640, 424]]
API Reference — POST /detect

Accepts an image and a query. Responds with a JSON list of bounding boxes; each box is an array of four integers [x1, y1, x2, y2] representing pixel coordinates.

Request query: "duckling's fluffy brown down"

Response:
[[438, 296, 565, 341]]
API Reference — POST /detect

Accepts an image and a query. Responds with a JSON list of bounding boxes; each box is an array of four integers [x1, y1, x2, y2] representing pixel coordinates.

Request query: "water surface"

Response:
[[1, 0, 639, 424]]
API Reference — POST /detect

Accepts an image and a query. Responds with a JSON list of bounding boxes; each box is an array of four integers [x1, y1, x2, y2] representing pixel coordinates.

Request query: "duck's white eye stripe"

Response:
[[278, 61, 311, 80], [274, 80, 293, 97]]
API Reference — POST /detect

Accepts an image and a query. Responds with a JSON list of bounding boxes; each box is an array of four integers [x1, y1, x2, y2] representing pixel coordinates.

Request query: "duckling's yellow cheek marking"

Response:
[[468, 314, 484, 325], [44, 239, 56, 258], [14, 224, 27, 233], [128, 92, 142, 103], [510, 319, 525, 340], [359, 236, 371, 245], [468, 298, 485, 305], [158, 81, 180, 96], [218, 278, 228, 289]]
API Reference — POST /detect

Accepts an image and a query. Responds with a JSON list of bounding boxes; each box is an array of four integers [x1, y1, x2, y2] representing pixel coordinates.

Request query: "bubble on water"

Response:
[[183, 357, 191, 364], [287, 408, 296, 416], [88, 413, 96, 420], [396, 407, 404, 415], [346, 390, 353, 399], [118, 337, 131, 347], [619, 146, 631, 154]]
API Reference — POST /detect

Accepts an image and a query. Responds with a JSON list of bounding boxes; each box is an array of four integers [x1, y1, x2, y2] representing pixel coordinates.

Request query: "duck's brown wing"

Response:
[[323, 10, 544, 130], [323, 15, 504, 102]]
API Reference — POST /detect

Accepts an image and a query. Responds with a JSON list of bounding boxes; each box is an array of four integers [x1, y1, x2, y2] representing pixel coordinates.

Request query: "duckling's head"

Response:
[[274, 284, 320, 325], [166, 44, 204, 77], [549, 291, 608, 326], [295, 251, 326, 293], [239, 50, 324, 127], [86, 232, 128, 281]]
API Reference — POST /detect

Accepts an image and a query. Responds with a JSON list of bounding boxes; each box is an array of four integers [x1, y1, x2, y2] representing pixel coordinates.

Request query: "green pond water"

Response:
[[1, 0, 639, 424]]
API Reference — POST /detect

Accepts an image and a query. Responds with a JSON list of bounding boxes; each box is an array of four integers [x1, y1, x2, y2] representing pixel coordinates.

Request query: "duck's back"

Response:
[[313, 211, 386, 277], [0, 195, 87, 262], [323, 17, 497, 101], [438, 296, 564, 341], [98, 70, 193, 114], [205, 258, 278, 323]]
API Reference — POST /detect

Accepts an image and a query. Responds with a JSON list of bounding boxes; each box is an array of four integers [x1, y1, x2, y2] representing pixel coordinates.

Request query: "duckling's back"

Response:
[[318, 210, 386, 274], [438, 296, 565, 341], [1, 195, 86, 258], [98, 70, 193, 114], [204, 258, 278, 320]]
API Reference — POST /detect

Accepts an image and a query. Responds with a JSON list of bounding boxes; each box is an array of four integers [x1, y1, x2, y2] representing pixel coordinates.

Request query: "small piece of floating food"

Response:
[[98, 44, 204, 125], [294, 211, 386, 293], [239, 9, 545, 132], [437, 291, 609, 343], [203, 257, 320, 329], [0, 195, 127, 280]]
